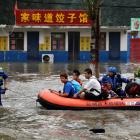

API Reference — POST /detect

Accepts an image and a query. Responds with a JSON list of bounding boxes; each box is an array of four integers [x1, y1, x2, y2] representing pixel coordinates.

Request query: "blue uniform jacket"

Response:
[[101, 73, 130, 91], [0, 72, 8, 86]]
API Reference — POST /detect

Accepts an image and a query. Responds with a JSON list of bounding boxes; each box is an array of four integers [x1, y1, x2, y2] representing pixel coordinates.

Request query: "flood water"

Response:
[[0, 62, 140, 140]]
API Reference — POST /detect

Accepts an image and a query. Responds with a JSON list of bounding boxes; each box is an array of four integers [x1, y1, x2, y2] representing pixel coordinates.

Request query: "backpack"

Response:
[[125, 82, 140, 97], [71, 80, 82, 92]]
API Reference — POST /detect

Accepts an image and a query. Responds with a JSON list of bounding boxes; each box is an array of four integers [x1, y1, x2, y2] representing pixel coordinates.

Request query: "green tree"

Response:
[[0, 0, 16, 25], [18, 0, 83, 10]]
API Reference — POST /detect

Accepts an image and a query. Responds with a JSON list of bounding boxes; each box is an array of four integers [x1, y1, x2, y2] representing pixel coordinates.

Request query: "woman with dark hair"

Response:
[[71, 69, 83, 93], [72, 69, 82, 85]]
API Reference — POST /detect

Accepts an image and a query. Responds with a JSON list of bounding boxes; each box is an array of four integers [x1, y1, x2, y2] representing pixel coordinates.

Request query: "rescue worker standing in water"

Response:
[[101, 67, 130, 97], [0, 67, 8, 106]]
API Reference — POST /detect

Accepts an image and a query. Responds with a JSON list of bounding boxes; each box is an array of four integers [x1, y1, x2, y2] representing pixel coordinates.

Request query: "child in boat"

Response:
[[101, 81, 118, 99], [59, 72, 77, 98], [0, 67, 8, 106]]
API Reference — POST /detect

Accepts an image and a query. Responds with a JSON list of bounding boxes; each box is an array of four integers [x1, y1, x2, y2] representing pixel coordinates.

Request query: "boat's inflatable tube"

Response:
[[37, 89, 140, 110]]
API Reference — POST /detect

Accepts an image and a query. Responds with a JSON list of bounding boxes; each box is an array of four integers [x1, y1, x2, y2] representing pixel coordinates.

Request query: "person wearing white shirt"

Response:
[[74, 68, 101, 100]]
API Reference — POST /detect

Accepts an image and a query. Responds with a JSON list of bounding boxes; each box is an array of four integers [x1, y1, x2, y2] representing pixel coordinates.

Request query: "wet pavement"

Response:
[[0, 62, 140, 140]]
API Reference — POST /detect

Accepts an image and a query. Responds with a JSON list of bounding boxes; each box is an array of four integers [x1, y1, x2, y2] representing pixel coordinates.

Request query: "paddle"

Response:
[[89, 128, 105, 133]]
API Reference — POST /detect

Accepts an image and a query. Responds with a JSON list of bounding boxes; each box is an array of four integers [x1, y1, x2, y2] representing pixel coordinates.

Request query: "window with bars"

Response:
[[51, 32, 65, 50], [9, 32, 24, 50]]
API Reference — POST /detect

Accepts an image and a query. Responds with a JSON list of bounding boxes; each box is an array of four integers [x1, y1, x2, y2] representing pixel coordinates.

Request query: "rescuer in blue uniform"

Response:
[[101, 67, 130, 97], [0, 67, 8, 106]]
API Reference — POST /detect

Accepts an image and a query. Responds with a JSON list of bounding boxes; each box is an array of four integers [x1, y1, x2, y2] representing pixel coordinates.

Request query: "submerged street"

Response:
[[1, 0, 140, 139], [0, 62, 140, 140]]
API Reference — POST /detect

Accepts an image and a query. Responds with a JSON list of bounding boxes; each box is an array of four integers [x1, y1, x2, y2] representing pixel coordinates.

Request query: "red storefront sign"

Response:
[[15, 10, 92, 26]]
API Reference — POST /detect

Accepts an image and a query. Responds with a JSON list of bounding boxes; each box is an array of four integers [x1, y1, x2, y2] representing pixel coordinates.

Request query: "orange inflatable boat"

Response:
[[37, 89, 140, 110]]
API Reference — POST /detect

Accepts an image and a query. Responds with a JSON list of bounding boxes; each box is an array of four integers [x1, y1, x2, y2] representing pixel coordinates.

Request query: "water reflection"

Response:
[[1, 62, 138, 75], [0, 62, 140, 140]]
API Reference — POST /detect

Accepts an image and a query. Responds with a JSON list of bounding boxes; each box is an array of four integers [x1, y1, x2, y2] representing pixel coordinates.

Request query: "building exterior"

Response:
[[0, 0, 140, 63], [0, 10, 92, 62], [101, 0, 140, 63]]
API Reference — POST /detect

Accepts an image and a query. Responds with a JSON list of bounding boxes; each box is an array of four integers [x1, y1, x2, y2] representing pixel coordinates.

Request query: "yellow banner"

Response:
[[80, 37, 90, 51], [39, 36, 51, 51], [45, 36, 51, 50], [0, 37, 8, 51]]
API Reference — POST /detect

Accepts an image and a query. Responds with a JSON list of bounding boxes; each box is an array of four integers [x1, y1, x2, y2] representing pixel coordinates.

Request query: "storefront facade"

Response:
[[0, 27, 129, 63], [99, 27, 129, 63], [0, 8, 129, 63], [0, 9, 92, 62]]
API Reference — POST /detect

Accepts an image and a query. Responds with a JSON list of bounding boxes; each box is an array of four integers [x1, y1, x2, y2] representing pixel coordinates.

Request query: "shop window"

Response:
[[51, 33, 65, 50], [9, 32, 24, 50], [100, 32, 106, 50]]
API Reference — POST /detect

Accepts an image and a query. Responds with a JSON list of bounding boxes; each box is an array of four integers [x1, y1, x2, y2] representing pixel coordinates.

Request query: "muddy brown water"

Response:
[[0, 62, 140, 140]]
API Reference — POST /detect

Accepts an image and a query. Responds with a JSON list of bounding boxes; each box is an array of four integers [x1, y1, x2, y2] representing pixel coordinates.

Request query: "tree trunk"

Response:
[[95, 7, 100, 78], [90, 8, 100, 78]]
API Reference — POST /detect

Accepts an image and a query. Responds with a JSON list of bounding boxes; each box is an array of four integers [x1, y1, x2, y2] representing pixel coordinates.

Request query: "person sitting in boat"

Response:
[[59, 72, 77, 98], [71, 69, 83, 93], [74, 68, 101, 100], [72, 69, 82, 85], [125, 82, 140, 97], [125, 68, 140, 97], [101, 66, 130, 97], [0, 67, 8, 106], [101, 81, 118, 99]]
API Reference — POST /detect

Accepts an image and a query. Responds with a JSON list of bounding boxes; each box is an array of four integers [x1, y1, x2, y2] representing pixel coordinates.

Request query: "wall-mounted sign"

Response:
[[15, 10, 92, 26], [0, 37, 8, 51], [80, 37, 90, 51], [131, 18, 140, 31], [39, 36, 51, 51]]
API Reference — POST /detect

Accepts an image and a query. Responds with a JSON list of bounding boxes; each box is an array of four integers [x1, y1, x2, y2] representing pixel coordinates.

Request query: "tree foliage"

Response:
[[18, 0, 84, 10], [0, 0, 16, 25], [81, 0, 102, 21]]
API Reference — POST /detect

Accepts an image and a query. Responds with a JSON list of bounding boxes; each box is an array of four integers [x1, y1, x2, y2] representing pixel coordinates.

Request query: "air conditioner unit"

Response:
[[42, 54, 54, 63]]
